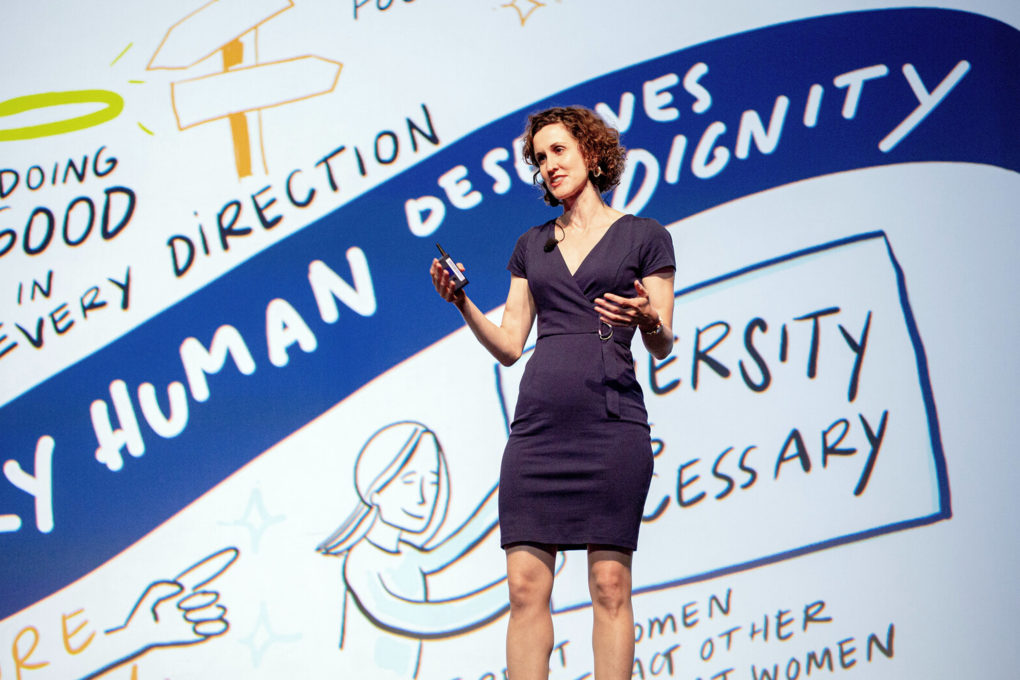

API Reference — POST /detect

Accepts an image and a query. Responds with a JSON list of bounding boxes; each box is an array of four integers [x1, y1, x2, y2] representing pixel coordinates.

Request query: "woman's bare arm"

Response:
[[431, 260, 535, 366]]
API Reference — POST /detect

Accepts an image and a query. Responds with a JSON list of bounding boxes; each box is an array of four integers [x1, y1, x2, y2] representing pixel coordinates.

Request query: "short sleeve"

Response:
[[507, 231, 530, 278], [640, 220, 676, 277]]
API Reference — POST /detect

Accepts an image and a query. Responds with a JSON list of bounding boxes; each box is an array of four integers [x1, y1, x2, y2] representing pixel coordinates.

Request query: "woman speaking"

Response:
[[431, 105, 676, 679]]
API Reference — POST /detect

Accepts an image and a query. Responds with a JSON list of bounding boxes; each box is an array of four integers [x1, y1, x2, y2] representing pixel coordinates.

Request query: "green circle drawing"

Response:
[[0, 90, 124, 141]]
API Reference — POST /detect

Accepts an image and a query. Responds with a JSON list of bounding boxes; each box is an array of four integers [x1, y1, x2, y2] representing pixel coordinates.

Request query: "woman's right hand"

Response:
[[430, 258, 467, 304]]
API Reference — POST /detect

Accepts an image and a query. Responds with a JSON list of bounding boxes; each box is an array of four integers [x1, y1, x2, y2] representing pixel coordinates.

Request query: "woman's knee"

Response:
[[506, 545, 555, 613], [588, 562, 632, 614], [507, 568, 552, 610]]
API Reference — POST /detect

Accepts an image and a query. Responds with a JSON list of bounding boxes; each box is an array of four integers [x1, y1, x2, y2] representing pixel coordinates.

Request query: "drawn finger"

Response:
[[173, 547, 240, 592], [193, 612, 230, 638], [105, 580, 182, 634], [147, 581, 186, 617], [184, 602, 227, 625], [178, 590, 219, 611]]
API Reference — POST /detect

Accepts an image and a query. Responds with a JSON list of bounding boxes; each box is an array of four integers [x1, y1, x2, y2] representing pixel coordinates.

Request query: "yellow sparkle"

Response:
[[501, 0, 546, 27]]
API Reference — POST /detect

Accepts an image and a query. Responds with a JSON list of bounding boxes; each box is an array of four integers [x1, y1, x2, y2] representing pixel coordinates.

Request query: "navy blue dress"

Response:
[[499, 215, 675, 551]]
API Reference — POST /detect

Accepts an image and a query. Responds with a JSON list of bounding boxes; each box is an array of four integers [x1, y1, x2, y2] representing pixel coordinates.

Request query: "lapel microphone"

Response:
[[544, 221, 564, 252]]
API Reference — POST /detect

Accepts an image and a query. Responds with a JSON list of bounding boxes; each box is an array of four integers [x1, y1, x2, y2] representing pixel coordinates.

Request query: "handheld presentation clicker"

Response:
[[436, 243, 469, 293]]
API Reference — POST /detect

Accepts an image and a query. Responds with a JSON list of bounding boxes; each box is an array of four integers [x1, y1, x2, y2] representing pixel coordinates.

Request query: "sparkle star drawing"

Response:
[[500, 0, 546, 26], [222, 488, 286, 553]]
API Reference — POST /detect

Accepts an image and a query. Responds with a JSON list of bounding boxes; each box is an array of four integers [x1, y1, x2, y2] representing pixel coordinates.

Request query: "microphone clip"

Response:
[[544, 221, 565, 253]]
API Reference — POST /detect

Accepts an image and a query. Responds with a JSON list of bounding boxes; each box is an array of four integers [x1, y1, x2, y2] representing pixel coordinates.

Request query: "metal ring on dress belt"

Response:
[[598, 321, 613, 341]]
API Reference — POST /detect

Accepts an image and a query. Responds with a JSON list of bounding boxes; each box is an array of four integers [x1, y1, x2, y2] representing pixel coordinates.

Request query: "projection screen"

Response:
[[1, 1, 1017, 678]]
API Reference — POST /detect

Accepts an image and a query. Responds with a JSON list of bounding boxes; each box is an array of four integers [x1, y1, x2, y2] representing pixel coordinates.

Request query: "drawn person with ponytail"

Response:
[[317, 421, 507, 678]]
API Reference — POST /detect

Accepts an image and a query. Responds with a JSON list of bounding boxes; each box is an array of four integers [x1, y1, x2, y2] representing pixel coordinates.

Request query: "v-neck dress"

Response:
[[499, 214, 675, 550]]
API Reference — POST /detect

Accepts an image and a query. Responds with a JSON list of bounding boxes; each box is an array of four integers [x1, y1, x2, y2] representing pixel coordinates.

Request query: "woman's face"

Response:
[[371, 434, 441, 534], [533, 122, 589, 205]]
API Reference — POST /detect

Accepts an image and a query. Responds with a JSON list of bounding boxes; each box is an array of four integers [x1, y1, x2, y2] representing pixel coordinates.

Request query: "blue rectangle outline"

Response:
[[550, 230, 952, 613]]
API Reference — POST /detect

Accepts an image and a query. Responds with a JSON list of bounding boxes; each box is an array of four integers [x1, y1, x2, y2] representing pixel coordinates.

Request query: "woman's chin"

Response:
[[402, 519, 430, 534]]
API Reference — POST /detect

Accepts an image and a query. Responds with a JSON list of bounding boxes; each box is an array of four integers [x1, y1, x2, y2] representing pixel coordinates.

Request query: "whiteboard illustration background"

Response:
[[1, 1, 1017, 678]]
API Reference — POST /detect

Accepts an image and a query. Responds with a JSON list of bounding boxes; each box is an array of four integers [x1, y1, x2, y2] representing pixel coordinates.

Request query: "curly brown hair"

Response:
[[521, 106, 627, 207]]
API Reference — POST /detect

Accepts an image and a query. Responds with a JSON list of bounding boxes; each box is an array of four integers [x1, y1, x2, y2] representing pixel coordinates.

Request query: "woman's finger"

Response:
[[430, 260, 454, 301], [594, 298, 623, 316], [601, 292, 637, 307], [430, 258, 467, 303], [596, 306, 635, 328]]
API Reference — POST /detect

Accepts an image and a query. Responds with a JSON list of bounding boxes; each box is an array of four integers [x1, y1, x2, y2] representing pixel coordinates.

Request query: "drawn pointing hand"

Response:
[[106, 547, 239, 649]]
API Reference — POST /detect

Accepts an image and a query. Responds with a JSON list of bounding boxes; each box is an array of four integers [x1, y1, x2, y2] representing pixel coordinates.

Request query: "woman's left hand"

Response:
[[594, 280, 661, 332]]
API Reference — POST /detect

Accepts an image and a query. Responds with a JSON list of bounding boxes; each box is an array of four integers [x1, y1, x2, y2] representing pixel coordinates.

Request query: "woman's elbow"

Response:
[[497, 349, 522, 367]]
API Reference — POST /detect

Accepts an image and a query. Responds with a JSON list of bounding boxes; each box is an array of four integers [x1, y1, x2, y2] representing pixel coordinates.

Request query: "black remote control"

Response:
[[436, 243, 468, 292]]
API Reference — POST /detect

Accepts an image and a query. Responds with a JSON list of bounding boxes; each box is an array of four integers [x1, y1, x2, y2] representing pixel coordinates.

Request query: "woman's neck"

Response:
[[365, 518, 402, 552], [559, 183, 620, 231]]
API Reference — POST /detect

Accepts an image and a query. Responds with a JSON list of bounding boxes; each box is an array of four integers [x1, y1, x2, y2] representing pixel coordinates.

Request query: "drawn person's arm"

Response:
[[44, 548, 238, 680], [418, 482, 500, 573], [344, 551, 508, 639]]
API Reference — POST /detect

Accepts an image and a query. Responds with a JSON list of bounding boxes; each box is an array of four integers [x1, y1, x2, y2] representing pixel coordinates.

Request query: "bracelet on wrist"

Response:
[[641, 319, 663, 336]]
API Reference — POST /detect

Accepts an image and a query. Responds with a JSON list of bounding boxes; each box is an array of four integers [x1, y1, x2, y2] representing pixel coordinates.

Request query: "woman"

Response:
[[317, 421, 508, 678], [430, 106, 676, 679]]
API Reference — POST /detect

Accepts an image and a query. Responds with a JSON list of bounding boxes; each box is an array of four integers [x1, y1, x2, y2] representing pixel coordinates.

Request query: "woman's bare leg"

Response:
[[505, 543, 557, 679], [588, 546, 634, 680]]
